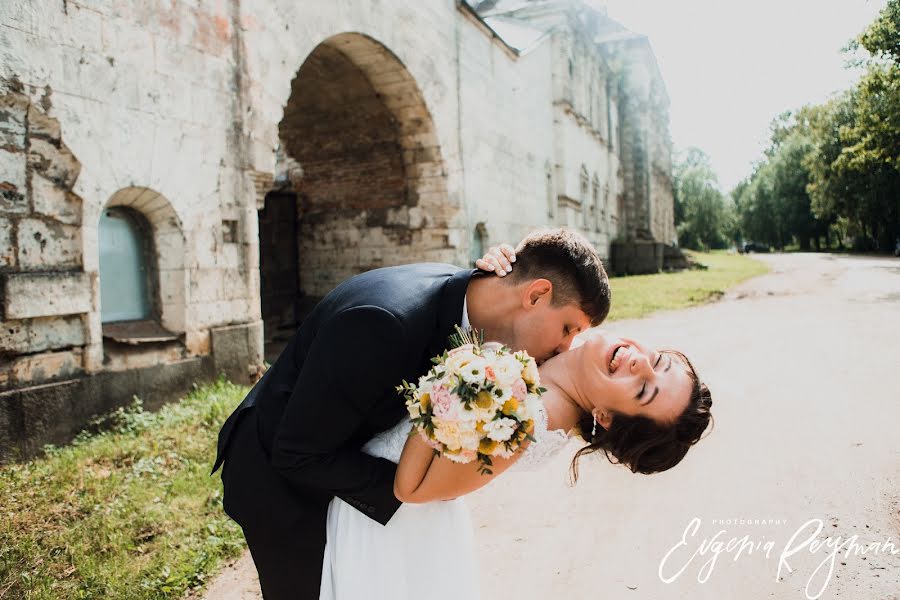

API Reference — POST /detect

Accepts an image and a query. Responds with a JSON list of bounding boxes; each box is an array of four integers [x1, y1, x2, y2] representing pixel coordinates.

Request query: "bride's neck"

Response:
[[538, 348, 590, 432]]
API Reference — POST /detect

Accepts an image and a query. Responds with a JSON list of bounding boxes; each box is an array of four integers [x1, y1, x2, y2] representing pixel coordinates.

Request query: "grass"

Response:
[[0, 252, 768, 599], [606, 251, 770, 321], [0, 378, 248, 599]]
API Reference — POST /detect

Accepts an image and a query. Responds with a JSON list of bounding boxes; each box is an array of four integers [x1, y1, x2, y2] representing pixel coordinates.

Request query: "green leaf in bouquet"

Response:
[[477, 454, 494, 475], [451, 377, 478, 403]]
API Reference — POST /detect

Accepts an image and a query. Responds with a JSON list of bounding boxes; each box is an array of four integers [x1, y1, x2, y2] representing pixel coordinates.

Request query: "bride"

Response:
[[319, 246, 714, 600]]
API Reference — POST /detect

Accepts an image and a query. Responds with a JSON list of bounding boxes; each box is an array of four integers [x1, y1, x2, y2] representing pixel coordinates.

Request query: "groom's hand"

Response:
[[475, 243, 516, 277]]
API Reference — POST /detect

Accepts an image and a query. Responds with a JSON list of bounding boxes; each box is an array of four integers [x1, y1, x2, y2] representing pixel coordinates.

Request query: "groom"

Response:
[[213, 228, 610, 599]]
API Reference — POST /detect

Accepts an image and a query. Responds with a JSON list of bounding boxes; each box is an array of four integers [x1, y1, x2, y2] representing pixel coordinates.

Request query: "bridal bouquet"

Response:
[[397, 329, 545, 474]]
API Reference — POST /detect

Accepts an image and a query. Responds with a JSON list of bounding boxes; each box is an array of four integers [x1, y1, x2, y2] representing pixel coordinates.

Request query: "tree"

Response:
[[733, 112, 827, 250], [673, 148, 732, 250], [736, 0, 900, 251]]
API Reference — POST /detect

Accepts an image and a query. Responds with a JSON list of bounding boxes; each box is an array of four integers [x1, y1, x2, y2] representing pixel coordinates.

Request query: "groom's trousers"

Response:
[[221, 407, 331, 600]]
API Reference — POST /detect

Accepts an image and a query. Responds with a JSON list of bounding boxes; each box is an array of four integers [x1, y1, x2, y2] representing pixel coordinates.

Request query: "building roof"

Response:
[[480, 16, 549, 52], [459, 0, 669, 102]]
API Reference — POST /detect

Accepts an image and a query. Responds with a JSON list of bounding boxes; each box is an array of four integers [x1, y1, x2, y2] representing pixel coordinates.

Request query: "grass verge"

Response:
[[607, 251, 770, 321], [0, 378, 247, 599]]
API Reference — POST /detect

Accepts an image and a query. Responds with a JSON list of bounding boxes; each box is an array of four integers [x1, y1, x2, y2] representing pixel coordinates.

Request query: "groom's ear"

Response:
[[523, 278, 553, 309]]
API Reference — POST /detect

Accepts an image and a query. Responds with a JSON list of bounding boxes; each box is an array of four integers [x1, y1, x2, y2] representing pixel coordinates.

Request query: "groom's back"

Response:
[[252, 262, 466, 452], [304, 263, 461, 332]]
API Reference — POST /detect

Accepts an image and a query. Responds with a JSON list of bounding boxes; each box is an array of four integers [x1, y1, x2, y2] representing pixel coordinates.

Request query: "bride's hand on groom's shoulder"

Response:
[[475, 243, 516, 277]]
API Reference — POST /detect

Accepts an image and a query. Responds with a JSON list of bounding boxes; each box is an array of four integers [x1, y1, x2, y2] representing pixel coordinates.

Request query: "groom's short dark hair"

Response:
[[508, 228, 610, 326]]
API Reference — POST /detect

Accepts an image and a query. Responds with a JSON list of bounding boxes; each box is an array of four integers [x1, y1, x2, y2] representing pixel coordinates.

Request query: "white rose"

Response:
[[433, 419, 462, 450], [445, 346, 476, 371], [523, 393, 542, 420], [484, 417, 517, 442], [459, 428, 481, 451], [494, 355, 523, 386]]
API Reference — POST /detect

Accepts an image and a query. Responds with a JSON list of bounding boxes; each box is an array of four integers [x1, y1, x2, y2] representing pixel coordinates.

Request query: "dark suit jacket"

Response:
[[214, 263, 475, 526]]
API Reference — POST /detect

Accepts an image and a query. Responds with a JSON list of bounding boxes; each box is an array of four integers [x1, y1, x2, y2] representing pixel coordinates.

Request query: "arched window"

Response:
[[99, 207, 154, 323], [592, 175, 601, 232]]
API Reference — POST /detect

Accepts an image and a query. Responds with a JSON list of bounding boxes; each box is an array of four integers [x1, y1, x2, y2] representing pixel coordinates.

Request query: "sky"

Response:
[[592, 0, 889, 191]]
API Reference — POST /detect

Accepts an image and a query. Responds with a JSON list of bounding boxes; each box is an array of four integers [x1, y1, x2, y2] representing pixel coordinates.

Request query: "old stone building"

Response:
[[0, 0, 676, 459]]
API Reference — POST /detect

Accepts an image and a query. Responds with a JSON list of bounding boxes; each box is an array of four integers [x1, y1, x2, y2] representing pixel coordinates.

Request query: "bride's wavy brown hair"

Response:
[[570, 350, 713, 480]]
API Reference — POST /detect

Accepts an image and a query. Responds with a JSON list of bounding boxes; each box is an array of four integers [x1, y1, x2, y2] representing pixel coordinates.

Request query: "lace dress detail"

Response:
[[361, 417, 413, 463], [511, 399, 572, 472]]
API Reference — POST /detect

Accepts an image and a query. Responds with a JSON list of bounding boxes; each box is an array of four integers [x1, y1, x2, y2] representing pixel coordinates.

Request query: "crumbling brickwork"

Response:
[[0, 87, 87, 390], [0, 0, 676, 459]]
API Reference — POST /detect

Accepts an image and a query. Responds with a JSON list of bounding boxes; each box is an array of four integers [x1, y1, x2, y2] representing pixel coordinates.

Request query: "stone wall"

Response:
[[0, 0, 676, 459], [1, 88, 87, 391]]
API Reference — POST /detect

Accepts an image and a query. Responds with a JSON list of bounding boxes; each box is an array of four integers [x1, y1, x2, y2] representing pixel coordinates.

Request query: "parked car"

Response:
[[740, 242, 771, 254]]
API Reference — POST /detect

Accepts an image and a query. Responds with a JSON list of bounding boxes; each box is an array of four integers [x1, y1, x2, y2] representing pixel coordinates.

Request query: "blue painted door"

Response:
[[99, 208, 151, 323]]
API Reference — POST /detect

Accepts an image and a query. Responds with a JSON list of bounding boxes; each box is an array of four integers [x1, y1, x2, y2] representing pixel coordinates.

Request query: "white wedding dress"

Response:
[[319, 401, 571, 600]]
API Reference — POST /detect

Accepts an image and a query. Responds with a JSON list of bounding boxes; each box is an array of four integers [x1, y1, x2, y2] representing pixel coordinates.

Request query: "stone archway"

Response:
[[259, 32, 458, 356]]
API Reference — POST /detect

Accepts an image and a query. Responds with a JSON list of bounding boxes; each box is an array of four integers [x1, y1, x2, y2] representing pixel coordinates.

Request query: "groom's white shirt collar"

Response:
[[461, 295, 470, 330]]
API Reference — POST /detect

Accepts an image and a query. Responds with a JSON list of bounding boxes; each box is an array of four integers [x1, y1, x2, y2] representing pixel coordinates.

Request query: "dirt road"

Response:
[[202, 253, 900, 600]]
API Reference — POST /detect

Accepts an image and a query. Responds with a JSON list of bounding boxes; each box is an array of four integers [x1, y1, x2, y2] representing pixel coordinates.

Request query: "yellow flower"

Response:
[[419, 393, 431, 412], [501, 397, 519, 415], [475, 391, 494, 409], [478, 438, 498, 454]]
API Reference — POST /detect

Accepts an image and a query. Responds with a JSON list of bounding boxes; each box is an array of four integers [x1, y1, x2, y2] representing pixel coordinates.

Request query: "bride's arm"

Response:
[[393, 431, 530, 503]]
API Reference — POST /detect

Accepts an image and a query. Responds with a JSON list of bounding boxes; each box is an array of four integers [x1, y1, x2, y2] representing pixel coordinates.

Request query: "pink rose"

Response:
[[511, 378, 527, 401], [431, 385, 459, 420]]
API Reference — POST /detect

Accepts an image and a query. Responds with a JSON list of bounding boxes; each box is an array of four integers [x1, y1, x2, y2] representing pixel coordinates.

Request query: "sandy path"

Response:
[[201, 253, 900, 600]]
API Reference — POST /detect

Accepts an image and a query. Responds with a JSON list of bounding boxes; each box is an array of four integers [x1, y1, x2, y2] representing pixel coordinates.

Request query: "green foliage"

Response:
[[734, 111, 831, 250], [673, 147, 735, 250], [735, 0, 900, 251], [856, 0, 900, 62], [0, 378, 247, 599]]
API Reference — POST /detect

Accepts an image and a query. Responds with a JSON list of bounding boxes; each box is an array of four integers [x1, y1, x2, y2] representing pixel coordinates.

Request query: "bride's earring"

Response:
[[591, 415, 597, 439]]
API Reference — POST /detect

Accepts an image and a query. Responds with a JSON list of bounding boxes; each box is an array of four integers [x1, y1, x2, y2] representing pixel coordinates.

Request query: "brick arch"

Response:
[[103, 187, 187, 334], [276, 32, 456, 300]]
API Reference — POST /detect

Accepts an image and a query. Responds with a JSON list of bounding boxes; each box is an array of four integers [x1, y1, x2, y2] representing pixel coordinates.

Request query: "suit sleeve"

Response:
[[269, 305, 408, 525]]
